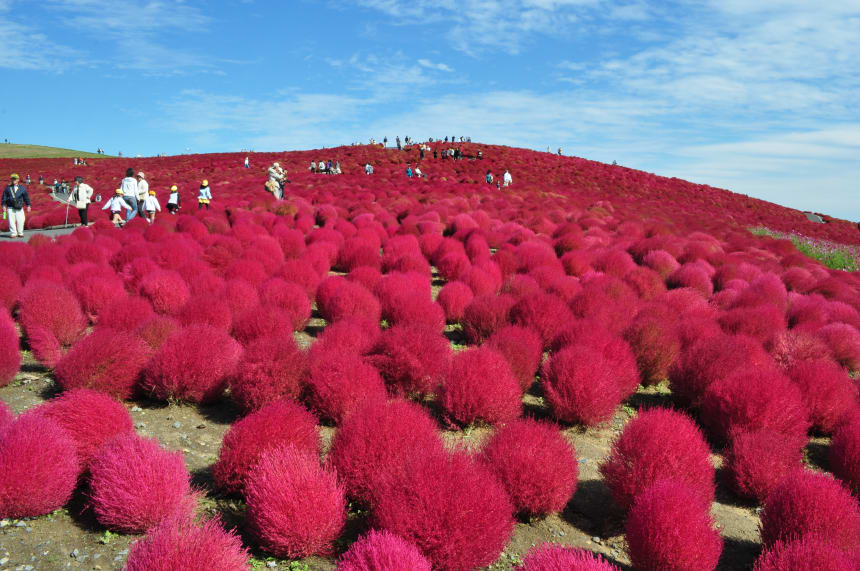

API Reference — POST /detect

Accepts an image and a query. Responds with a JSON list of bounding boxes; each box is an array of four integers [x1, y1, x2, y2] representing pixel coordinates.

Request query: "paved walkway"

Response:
[[0, 225, 79, 242]]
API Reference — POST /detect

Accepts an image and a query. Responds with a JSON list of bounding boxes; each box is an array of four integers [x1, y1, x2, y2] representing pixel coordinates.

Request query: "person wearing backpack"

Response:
[[2, 173, 31, 238]]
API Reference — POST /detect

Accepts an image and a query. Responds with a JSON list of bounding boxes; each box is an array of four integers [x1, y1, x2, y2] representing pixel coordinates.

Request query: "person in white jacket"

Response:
[[166, 184, 181, 214], [143, 190, 161, 223], [71, 176, 94, 226], [120, 168, 138, 221], [103, 188, 132, 226], [198, 179, 212, 210], [503, 170, 513, 187], [135, 172, 149, 217]]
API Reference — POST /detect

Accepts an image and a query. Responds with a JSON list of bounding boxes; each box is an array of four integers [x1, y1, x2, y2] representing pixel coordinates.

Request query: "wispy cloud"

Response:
[[418, 58, 453, 72]]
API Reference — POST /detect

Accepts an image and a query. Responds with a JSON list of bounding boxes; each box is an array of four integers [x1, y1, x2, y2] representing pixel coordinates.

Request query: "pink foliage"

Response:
[[486, 325, 543, 390], [788, 359, 856, 434], [724, 430, 802, 502], [138, 270, 190, 315], [0, 311, 20, 387], [753, 536, 855, 571], [509, 292, 575, 348], [245, 445, 346, 558], [462, 293, 517, 344], [368, 324, 451, 396], [18, 279, 87, 346], [437, 281, 474, 323], [817, 323, 860, 371], [229, 333, 308, 413], [440, 346, 522, 427], [305, 350, 388, 424], [517, 544, 620, 571], [338, 530, 431, 571], [830, 414, 860, 494]]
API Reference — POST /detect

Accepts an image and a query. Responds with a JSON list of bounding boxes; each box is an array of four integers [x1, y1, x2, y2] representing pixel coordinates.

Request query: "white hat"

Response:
[[273, 162, 280, 168], [137, 171, 145, 178]]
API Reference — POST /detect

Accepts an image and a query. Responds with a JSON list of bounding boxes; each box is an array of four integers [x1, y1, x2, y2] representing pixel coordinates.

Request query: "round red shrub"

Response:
[[718, 304, 787, 344], [517, 544, 620, 570], [724, 430, 802, 502], [817, 323, 860, 371], [626, 480, 722, 571], [70, 272, 126, 320], [229, 333, 308, 413], [481, 418, 577, 516], [486, 325, 542, 391], [0, 267, 22, 311], [97, 295, 155, 331], [245, 445, 345, 559], [0, 400, 11, 429], [542, 343, 635, 427], [310, 317, 380, 357], [669, 333, 775, 408], [462, 293, 517, 344], [569, 276, 639, 335], [509, 292, 574, 349], [642, 249, 680, 279], [89, 433, 195, 533], [54, 328, 151, 399], [232, 306, 298, 344], [368, 324, 451, 396], [767, 329, 832, 371], [830, 415, 860, 494], [372, 451, 514, 571], [27, 388, 134, 467], [788, 359, 856, 434], [699, 368, 810, 447], [18, 279, 87, 346], [667, 263, 714, 297], [138, 270, 190, 315], [623, 305, 681, 385], [0, 311, 20, 387], [320, 279, 381, 324], [338, 530, 431, 571], [437, 281, 474, 323], [136, 315, 180, 350], [347, 265, 383, 292], [0, 414, 80, 518], [178, 296, 233, 331], [760, 469, 860, 551], [440, 346, 522, 427], [142, 324, 242, 403], [337, 237, 381, 272], [327, 399, 443, 504], [125, 514, 250, 571], [753, 535, 854, 571], [305, 350, 388, 424], [600, 407, 714, 511], [213, 399, 319, 495], [278, 258, 321, 298]]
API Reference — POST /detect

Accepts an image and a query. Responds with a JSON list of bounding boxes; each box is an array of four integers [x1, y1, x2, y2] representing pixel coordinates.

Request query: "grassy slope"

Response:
[[0, 144, 110, 159]]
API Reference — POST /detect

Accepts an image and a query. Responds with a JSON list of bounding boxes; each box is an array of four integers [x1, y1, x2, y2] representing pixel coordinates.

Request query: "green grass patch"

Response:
[[0, 143, 112, 159], [750, 226, 859, 271]]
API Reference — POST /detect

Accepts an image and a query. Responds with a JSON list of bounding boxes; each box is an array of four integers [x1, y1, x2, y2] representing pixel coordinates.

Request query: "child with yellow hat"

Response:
[[166, 184, 181, 214], [143, 188, 162, 224], [198, 179, 212, 210], [102, 188, 132, 226]]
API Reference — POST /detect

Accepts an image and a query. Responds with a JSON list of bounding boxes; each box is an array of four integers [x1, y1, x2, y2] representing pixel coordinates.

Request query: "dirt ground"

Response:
[[1, 299, 816, 570]]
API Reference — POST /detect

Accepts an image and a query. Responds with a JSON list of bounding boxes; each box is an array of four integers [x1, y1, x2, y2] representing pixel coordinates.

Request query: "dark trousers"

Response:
[[78, 206, 88, 225]]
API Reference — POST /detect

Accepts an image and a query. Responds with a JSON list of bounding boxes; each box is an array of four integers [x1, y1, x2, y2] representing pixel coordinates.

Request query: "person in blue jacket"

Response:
[[2, 173, 32, 238], [406, 164, 413, 178]]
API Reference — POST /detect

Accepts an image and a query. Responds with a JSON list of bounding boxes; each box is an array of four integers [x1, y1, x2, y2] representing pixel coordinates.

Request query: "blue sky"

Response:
[[1, 0, 859, 219]]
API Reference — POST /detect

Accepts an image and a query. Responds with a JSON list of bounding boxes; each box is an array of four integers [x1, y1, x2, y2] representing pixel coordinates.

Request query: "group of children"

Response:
[[102, 180, 211, 226]]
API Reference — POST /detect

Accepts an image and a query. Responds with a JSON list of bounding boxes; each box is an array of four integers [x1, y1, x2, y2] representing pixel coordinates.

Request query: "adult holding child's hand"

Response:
[[2, 173, 32, 238]]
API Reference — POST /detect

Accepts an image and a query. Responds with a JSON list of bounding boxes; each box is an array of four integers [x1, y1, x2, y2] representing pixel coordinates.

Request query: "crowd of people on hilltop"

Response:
[[309, 160, 342, 175], [72, 157, 89, 166]]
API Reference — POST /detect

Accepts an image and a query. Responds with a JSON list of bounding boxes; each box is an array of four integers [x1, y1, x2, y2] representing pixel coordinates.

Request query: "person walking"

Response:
[[103, 188, 132, 226], [120, 168, 138, 221], [365, 163, 373, 175], [197, 179, 212, 210], [71, 175, 94, 226], [143, 190, 161, 223], [135, 172, 149, 217], [2, 173, 31, 238], [267, 163, 285, 199], [166, 184, 181, 214], [244, 156, 250, 168], [503, 170, 513, 187]]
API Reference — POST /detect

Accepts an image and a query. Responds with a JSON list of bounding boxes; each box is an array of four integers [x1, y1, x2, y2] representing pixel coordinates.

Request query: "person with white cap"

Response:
[[2, 173, 31, 238], [120, 168, 138, 221], [71, 176, 94, 226], [135, 172, 149, 217], [267, 162, 285, 199]]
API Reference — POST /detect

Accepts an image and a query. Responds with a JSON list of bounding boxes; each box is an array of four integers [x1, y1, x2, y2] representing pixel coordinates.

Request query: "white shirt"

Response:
[[167, 191, 180, 205], [503, 171, 513, 184], [103, 196, 132, 212], [143, 195, 161, 211], [121, 177, 138, 198], [136, 179, 149, 200]]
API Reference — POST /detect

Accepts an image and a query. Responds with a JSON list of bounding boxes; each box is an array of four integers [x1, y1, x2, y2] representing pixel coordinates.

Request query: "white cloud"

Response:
[[417, 58, 453, 72]]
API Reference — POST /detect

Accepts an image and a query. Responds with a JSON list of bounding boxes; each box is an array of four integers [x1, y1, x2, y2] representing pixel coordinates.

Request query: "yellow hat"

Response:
[[149, 190, 156, 195], [115, 188, 123, 195], [201, 179, 209, 187], [10, 173, 19, 180], [170, 185, 178, 192]]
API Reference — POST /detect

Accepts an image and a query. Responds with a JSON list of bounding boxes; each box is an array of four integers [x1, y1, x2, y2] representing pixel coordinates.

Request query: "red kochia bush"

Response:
[[509, 292, 575, 349], [724, 430, 802, 502], [97, 295, 155, 331], [368, 324, 451, 396], [54, 328, 152, 399], [18, 279, 87, 346], [327, 399, 444, 504], [699, 369, 810, 447], [753, 536, 855, 571], [89, 433, 195, 534], [437, 281, 474, 323], [124, 514, 250, 571], [625, 481, 723, 571], [0, 414, 80, 518], [142, 324, 242, 403], [70, 272, 126, 320], [213, 399, 319, 495], [257, 278, 311, 330], [178, 296, 233, 331], [817, 322, 860, 371], [0, 267, 22, 311], [136, 315, 180, 350], [623, 305, 681, 385], [517, 544, 620, 570], [788, 359, 856, 434], [372, 451, 515, 571], [462, 293, 517, 344], [245, 445, 346, 559], [232, 306, 298, 344], [600, 407, 714, 511], [319, 279, 381, 323], [0, 310, 20, 387], [486, 325, 543, 390], [28, 389, 134, 467], [0, 400, 11, 429], [830, 414, 860, 494], [138, 270, 190, 315], [481, 418, 577, 516], [718, 304, 787, 344], [305, 350, 388, 424], [338, 530, 432, 571], [310, 317, 380, 357], [229, 333, 308, 413], [541, 344, 629, 427], [440, 346, 522, 427], [760, 469, 860, 550]]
